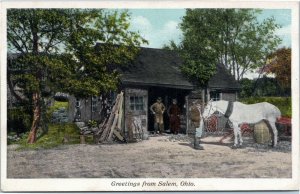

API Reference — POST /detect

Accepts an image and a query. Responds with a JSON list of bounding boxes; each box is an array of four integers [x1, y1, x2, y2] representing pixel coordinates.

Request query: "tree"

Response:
[[168, 9, 281, 84], [7, 9, 146, 143], [263, 47, 291, 95]]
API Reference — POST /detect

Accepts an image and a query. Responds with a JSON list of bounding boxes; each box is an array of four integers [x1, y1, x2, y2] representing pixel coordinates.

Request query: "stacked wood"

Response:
[[95, 91, 125, 143]]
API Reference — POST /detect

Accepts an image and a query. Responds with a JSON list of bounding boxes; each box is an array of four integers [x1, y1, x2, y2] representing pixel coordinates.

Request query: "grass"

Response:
[[46, 101, 69, 120], [17, 123, 81, 150], [240, 97, 291, 117], [13, 100, 82, 150]]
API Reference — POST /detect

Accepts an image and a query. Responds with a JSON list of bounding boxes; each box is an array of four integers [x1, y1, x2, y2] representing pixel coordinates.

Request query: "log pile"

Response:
[[94, 91, 126, 143]]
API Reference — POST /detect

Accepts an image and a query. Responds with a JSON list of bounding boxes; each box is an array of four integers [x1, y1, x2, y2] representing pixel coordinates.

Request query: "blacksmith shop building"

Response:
[[69, 47, 240, 134]]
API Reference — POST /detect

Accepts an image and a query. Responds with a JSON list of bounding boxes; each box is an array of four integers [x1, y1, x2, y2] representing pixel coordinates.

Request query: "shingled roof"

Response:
[[121, 47, 194, 89], [121, 47, 240, 91], [208, 63, 240, 90]]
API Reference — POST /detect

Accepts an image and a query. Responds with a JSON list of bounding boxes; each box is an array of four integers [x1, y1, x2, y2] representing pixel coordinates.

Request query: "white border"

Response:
[[1, 1, 299, 192]]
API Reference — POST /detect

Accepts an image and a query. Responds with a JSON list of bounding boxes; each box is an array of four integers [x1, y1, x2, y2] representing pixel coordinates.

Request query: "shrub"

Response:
[[7, 106, 32, 134], [87, 120, 97, 128], [17, 123, 80, 150]]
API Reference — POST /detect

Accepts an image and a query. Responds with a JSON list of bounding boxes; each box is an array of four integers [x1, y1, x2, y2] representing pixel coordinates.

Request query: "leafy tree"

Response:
[[7, 9, 146, 143], [239, 78, 254, 98], [167, 9, 281, 84], [263, 47, 291, 94]]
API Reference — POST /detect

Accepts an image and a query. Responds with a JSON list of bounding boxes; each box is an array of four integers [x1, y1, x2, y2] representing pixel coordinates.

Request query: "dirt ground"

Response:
[[7, 134, 291, 178]]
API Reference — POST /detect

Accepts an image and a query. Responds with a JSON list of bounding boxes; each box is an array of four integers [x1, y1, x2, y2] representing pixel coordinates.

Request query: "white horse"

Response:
[[199, 100, 281, 147]]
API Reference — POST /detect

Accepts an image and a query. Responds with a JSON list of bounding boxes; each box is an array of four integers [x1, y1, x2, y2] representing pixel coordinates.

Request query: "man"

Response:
[[150, 97, 165, 134], [168, 99, 181, 134], [189, 101, 204, 150]]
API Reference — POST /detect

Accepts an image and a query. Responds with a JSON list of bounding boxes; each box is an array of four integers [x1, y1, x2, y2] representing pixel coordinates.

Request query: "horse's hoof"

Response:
[[231, 145, 238, 149]]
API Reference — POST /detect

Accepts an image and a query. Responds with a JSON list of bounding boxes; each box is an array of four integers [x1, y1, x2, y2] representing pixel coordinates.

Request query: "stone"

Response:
[[75, 122, 85, 128]]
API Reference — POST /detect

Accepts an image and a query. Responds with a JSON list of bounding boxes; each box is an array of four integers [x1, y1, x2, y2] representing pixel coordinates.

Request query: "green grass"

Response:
[[46, 101, 69, 120], [17, 123, 80, 150], [240, 97, 291, 117], [14, 100, 82, 150]]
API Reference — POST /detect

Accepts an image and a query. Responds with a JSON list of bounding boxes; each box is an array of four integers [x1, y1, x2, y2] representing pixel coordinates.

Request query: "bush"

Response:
[[46, 101, 69, 121], [17, 123, 80, 150], [7, 106, 32, 134], [240, 97, 291, 117], [87, 120, 97, 128]]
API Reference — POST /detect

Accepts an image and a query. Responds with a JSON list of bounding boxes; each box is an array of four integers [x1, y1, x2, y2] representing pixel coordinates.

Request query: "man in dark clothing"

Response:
[[189, 101, 204, 150], [168, 99, 181, 134]]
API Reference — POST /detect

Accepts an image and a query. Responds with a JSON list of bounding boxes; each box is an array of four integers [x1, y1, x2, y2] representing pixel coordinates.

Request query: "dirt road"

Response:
[[7, 135, 291, 178]]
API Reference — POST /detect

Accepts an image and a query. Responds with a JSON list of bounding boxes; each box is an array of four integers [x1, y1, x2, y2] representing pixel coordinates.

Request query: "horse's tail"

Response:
[[272, 104, 282, 121]]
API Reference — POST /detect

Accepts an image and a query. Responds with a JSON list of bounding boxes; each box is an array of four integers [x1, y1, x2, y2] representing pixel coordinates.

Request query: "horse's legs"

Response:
[[268, 120, 278, 147], [237, 125, 243, 146], [232, 123, 239, 146]]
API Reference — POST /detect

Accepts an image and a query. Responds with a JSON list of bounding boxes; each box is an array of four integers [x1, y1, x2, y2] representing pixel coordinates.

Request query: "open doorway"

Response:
[[148, 86, 190, 134]]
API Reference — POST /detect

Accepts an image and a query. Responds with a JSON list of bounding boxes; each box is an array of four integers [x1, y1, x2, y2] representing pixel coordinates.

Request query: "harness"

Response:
[[224, 101, 234, 118]]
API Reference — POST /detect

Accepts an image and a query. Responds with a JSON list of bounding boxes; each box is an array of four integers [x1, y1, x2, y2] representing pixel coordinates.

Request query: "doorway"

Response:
[[148, 86, 190, 134]]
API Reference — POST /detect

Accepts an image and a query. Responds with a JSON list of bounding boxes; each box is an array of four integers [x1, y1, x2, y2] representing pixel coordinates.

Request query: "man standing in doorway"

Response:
[[190, 101, 204, 150], [168, 99, 181, 134], [150, 97, 165, 134]]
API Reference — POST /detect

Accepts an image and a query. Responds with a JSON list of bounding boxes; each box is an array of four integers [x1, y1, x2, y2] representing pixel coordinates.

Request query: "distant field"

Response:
[[240, 97, 291, 117]]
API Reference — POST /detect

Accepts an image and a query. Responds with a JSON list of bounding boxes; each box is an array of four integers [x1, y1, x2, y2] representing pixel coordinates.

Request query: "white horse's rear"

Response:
[[230, 102, 281, 124], [200, 100, 281, 147]]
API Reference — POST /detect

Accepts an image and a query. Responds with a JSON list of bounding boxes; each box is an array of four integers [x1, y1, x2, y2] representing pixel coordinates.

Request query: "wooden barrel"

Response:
[[254, 121, 271, 144]]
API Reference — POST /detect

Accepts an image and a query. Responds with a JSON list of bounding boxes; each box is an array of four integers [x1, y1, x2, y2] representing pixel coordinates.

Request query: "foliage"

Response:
[[46, 101, 69, 120], [16, 123, 80, 150], [87, 120, 98, 128], [263, 47, 291, 91], [7, 9, 147, 143], [239, 78, 254, 98], [240, 97, 291, 117], [168, 9, 281, 84], [239, 76, 286, 98], [7, 105, 32, 134]]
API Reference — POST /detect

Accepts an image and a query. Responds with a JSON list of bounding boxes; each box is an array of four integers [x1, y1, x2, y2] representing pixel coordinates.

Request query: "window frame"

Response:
[[210, 91, 221, 101], [75, 98, 81, 108], [129, 96, 144, 111], [91, 96, 98, 112]]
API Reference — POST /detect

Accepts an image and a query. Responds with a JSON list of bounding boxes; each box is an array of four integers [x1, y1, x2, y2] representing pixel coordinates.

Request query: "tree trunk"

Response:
[[27, 91, 41, 144]]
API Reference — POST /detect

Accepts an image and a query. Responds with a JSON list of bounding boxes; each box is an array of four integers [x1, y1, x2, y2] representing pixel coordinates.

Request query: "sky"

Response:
[[127, 9, 291, 49]]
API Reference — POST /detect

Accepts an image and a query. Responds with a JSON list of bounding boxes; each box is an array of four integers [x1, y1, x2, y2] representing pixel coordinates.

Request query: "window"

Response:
[[92, 96, 98, 112], [75, 98, 80, 108], [210, 91, 220, 101], [129, 96, 144, 111]]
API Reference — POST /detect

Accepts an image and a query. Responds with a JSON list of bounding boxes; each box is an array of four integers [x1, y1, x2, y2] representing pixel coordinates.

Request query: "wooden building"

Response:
[[69, 47, 240, 134]]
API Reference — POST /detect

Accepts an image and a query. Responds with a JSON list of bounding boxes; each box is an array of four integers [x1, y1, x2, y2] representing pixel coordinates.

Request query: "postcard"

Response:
[[1, 0, 299, 192]]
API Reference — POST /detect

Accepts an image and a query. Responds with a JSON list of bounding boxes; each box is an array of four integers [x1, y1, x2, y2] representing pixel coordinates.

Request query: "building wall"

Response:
[[124, 88, 148, 137], [68, 96, 102, 123], [221, 92, 237, 101]]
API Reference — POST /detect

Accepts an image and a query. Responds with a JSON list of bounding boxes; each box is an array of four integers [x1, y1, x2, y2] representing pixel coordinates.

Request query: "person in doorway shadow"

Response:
[[150, 97, 165, 134], [168, 99, 181, 134]]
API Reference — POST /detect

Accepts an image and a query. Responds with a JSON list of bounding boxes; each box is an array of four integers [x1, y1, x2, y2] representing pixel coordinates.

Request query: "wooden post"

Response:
[[201, 89, 205, 112], [80, 135, 85, 144], [185, 95, 189, 135], [207, 88, 210, 102], [117, 93, 124, 130]]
